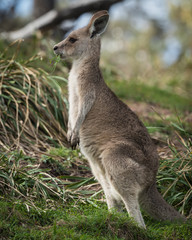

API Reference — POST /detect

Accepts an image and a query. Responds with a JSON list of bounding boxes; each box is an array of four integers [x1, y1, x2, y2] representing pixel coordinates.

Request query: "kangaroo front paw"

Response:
[[69, 131, 80, 150], [67, 129, 72, 143]]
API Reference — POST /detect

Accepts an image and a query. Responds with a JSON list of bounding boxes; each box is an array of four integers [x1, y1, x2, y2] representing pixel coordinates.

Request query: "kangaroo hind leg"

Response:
[[102, 148, 146, 228], [110, 172, 146, 228], [120, 188, 146, 228], [89, 160, 122, 211]]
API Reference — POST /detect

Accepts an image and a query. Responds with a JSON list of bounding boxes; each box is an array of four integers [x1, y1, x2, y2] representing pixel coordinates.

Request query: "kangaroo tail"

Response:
[[139, 183, 185, 221]]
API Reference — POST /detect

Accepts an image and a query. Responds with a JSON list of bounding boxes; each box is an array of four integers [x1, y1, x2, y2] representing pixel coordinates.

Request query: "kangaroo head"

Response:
[[53, 10, 109, 59]]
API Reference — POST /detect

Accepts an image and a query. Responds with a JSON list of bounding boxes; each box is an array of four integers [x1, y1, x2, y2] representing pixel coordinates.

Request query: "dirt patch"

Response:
[[126, 101, 172, 121]]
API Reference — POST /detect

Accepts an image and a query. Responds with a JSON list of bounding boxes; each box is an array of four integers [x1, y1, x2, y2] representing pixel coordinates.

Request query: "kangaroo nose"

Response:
[[53, 45, 58, 51]]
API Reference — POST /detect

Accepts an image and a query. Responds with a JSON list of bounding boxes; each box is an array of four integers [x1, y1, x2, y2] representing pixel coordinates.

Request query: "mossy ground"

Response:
[[0, 198, 192, 240]]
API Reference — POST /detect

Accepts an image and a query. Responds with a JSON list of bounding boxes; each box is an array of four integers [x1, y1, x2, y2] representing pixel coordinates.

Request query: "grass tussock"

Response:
[[0, 148, 101, 212], [0, 40, 68, 155], [157, 130, 192, 216], [0, 150, 66, 211]]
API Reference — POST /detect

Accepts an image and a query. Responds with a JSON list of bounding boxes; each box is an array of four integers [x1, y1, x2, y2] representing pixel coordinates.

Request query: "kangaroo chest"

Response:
[[68, 65, 80, 129], [68, 65, 79, 96]]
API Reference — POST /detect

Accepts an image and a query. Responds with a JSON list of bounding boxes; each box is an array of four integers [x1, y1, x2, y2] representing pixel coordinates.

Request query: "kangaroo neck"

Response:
[[69, 53, 102, 85], [69, 38, 103, 83], [72, 54, 99, 70]]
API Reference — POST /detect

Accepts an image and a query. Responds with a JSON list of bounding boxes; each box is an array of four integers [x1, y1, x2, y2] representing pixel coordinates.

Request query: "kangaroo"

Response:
[[53, 10, 185, 228]]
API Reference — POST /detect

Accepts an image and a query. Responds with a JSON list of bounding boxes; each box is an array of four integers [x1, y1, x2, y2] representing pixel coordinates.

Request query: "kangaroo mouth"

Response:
[[54, 52, 66, 59], [53, 46, 66, 59], [59, 53, 65, 59]]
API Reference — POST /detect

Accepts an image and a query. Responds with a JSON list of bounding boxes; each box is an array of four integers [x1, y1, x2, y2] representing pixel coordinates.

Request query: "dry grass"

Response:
[[0, 40, 68, 155]]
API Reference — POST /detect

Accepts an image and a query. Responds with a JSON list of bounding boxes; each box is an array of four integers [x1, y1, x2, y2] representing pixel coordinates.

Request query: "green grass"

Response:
[[157, 147, 192, 215], [108, 79, 191, 112], [0, 148, 98, 211], [103, 68, 192, 112], [0, 198, 192, 240], [0, 199, 148, 240]]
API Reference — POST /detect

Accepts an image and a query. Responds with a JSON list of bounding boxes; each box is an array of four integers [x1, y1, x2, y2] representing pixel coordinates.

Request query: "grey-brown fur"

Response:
[[54, 10, 185, 228]]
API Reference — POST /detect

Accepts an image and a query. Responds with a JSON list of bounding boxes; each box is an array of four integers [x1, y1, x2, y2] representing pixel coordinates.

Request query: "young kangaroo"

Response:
[[53, 10, 185, 228]]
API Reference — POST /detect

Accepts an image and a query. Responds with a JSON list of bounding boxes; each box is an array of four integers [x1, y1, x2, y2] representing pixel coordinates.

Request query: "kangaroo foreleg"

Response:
[[69, 91, 95, 149]]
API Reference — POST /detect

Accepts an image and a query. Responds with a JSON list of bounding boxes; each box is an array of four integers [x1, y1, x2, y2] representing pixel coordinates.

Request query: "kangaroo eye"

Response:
[[69, 37, 77, 43]]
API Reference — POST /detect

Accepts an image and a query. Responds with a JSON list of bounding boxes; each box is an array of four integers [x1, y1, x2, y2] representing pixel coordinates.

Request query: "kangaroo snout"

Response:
[[53, 44, 60, 56], [53, 42, 66, 58]]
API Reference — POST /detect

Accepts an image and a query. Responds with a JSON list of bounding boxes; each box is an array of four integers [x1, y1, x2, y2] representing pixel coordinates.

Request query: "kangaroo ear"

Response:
[[88, 10, 109, 38]]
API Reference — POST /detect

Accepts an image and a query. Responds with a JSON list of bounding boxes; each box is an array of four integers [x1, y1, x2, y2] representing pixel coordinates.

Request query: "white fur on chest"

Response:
[[68, 62, 81, 129], [68, 58, 84, 94], [68, 66, 78, 94]]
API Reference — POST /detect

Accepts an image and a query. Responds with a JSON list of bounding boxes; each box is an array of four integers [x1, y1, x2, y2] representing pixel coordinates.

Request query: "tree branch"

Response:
[[1, 0, 123, 41]]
